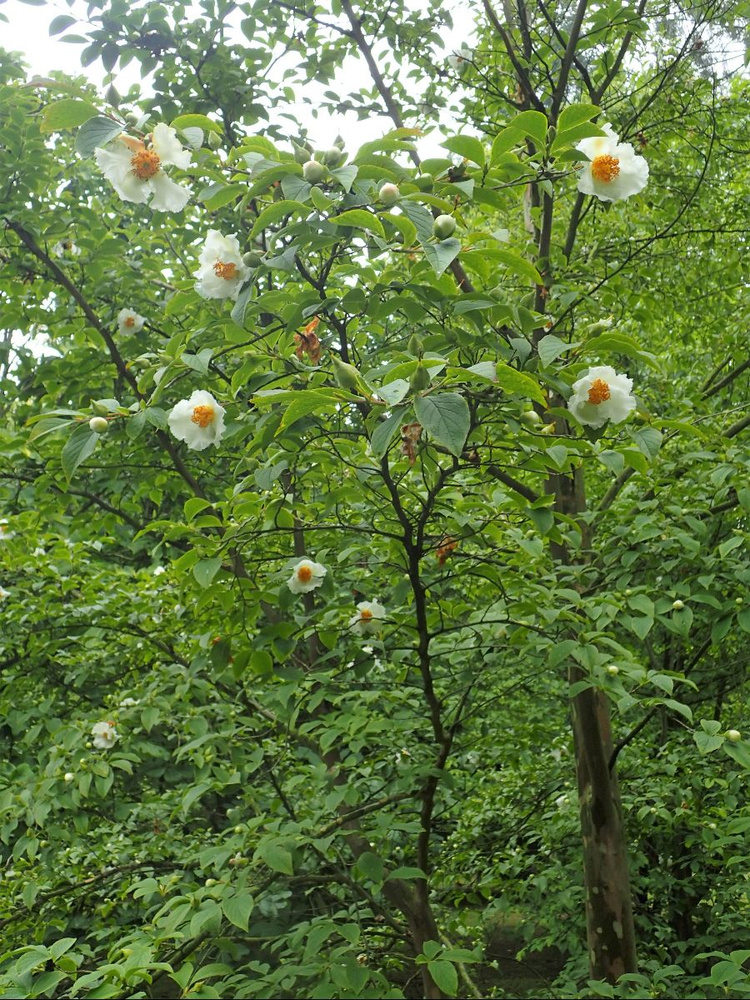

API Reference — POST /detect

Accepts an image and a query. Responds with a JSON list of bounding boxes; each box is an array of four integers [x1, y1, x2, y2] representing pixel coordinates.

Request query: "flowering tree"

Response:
[[1, 1, 749, 998]]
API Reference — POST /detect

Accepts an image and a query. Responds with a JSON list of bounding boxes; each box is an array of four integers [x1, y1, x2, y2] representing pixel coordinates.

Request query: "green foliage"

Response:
[[0, 1, 749, 998]]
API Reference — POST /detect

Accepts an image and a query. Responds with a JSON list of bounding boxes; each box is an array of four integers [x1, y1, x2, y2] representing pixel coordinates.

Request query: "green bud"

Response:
[[332, 355, 360, 392], [324, 146, 344, 167], [410, 363, 431, 392], [292, 140, 310, 164], [407, 332, 424, 357], [303, 160, 326, 184], [432, 214, 457, 239], [89, 416, 108, 434], [91, 401, 109, 416], [519, 410, 541, 427], [242, 251, 263, 268], [727, 729, 742, 742], [379, 182, 400, 206], [207, 130, 222, 150]]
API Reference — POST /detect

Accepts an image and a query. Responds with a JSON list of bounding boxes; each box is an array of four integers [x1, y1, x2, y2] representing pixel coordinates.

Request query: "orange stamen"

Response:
[[191, 404, 214, 427], [213, 260, 238, 280], [360, 609, 373, 620], [130, 148, 161, 180], [297, 565, 313, 583], [125, 316, 135, 328], [587, 378, 611, 404], [591, 154, 620, 183]]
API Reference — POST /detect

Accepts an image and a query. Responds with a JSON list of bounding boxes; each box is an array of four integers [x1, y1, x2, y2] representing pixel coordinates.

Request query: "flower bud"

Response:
[[325, 146, 344, 167], [242, 251, 263, 268], [727, 729, 742, 742], [407, 332, 424, 357], [433, 214, 457, 239], [207, 131, 222, 150], [91, 400, 109, 416], [332, 355, 360, 391], [292, 140, 310, 164], [303, 159, 326, 184], [410, 363, 431, 392], [519, 410, 541, 427], [63, 772, 75, 782], [736, 598, 743, 606], [379, 182, 400, 206], [672, 600, 685, 611], [89, 416, 109, 434], [606, 665, 619, 676]]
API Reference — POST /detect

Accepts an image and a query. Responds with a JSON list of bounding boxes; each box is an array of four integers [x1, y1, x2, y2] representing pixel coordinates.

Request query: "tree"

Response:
[[0, 1, 749, 997]]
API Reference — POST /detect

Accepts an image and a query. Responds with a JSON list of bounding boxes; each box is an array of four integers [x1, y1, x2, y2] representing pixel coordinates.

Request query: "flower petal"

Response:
[[151, 123, 192, 169], [148, 171, 190, 212], [95, 144, 149, 203]]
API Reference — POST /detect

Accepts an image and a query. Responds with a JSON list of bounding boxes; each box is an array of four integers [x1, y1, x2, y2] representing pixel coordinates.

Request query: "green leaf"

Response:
[[256, 841, 294, 875], [423, 237, 461, 277], [537, 334, 578, 368], [40, 99, 99, 133], [442, 134, 486, 166], [427, 960, 458, 996], [414, 393, 470, 457], [557, 103, 601, 132], [49, 13, 77, 34], [331, 210, 385, 237], [354, 851, 384, 883], [491, 127, 524, 164], [370, 407, 408, 459], [251, 200, 309, 238], [330, 164, 358, 191], [201, 184, 244, 211], [222, 893, 253, 931], [725, 741, 750, 770], [473, 247, 542, 284], [171, 113, 223, 135], [510, 109, 548, 147], [381, 211, 417, 248], [629, 427, 662, 460], [75, 115, 124, 157], [61, 424, 98, 480], [494, 364, 546, 404], [193, 558, 222, 588], [582, 332, 658, 369]]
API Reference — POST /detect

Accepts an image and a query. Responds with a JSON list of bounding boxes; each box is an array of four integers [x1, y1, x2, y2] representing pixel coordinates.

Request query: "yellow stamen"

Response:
[[125, 316, 135, 328], [191, 404, 214, 428], [591, 154, 620, 183], [587, 378, 611, 404], [360, 609, 373, 620], [213, 260, 238, 280], [297, 565, 313, 583], [130, 148, 161, 180]]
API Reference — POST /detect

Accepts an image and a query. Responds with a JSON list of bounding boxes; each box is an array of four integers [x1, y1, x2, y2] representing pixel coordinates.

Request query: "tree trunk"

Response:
[[571, 671, 638, 980]]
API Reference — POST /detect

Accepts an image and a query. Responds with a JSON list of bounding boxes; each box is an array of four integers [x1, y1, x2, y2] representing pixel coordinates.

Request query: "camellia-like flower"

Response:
[[117, 308, 146, 335], [576, 124, 649, 202], [167, 390, 226, 451], [53, 238, 80, 257], [194, 230, 250, 300], [94, 123, 191, 212], [287, 558, 327, 594], [448, 43, 472, 71], [567, 365, 636, 429], [0, 521, 14, 542], [349, 600, 387, 635], [0, 586, 9, 601], [91, 720, 118, 750]]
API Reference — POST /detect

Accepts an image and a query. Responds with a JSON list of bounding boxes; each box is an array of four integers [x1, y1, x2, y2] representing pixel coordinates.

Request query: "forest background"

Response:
[[0, 0, 749, 997]]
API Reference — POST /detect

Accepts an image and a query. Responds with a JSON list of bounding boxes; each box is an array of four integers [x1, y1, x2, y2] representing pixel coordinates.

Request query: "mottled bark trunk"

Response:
[[550, 466, 637, 980], [571, 670, 638, 980]]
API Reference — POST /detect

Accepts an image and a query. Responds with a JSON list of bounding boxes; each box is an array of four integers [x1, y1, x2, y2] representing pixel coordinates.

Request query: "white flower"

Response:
[[448, 43, 472, 71], [167, 390, 226, 451], [287, 558, 327, 594], [576, 124, 649, 202], [53, 239, 80, 257], [194, 230, 250, 300], [0, 521, 14, 542], [63, 772, 75, 782], [0, 587, 9, 601], [94, 123, 191, 212], [567, 365, 635, 429], [117, 308, 146, 335], [152, 565, 166, 576], [349, 600, 387, 635], [119, 697, 139, 708], [91, 721, 118, 750]]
